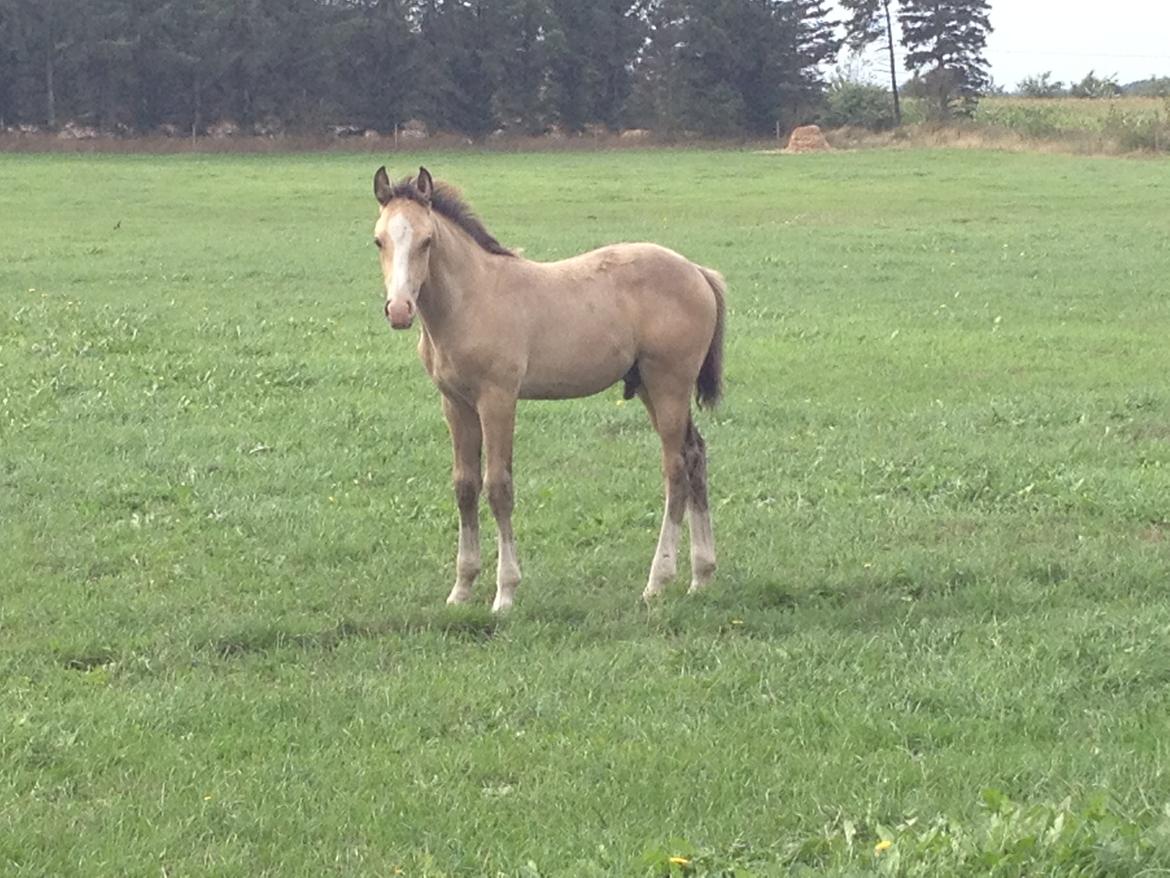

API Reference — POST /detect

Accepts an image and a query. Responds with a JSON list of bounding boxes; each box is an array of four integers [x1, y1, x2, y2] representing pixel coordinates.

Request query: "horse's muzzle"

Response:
[[386, 298, 414, 330]]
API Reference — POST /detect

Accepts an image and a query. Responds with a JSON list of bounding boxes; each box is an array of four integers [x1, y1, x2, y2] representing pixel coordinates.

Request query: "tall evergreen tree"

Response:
[[588, 0, 648, 130], [127, 0, 202, 131], [898, 0, 991, 118], [332, 0, 419, 132], [624, 0, 685, 133], [547, 0, 646, 132], [197, 0, 276, 128], [73, 0, 137, 130], [22, 0, 74, 127], [772, 0, 840, 125], [416, 0, 500, 137], [491, 0, 556, 133], [675, 0, 752, 135], [630, 0, 838, 137], [0, 0, 33, 126]]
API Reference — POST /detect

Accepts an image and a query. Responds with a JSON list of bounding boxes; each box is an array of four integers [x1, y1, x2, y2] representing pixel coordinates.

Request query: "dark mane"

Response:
[[386, 176, 515, 258]]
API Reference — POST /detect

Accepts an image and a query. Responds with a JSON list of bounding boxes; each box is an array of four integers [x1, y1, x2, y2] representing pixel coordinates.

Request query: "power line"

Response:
[[991, 48, 1170, 61]]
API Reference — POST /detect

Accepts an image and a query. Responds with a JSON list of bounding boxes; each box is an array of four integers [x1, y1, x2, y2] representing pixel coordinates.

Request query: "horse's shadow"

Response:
[[57, 567, 953, 673]]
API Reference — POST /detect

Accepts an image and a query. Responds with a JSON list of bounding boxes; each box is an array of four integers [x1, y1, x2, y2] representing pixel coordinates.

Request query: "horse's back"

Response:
[[535, 242, 713, 315]]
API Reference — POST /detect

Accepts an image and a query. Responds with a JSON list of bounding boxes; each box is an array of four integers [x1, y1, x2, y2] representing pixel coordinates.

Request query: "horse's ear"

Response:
[[416, 166, 434, 203], [374, 166, 393, 206]]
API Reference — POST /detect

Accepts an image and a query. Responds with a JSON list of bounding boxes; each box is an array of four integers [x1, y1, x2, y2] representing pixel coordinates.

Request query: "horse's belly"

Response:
[[519, 332, 634, 400], [518, 358, 631, 400], [515, 283, 640, 400]]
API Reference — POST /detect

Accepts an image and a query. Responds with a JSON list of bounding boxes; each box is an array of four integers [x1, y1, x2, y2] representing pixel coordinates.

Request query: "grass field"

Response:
[[3, 147, 1170, 875]]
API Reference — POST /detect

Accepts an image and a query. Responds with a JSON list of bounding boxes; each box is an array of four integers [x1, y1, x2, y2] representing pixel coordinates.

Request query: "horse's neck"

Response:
[[418, 217, 496, 336]]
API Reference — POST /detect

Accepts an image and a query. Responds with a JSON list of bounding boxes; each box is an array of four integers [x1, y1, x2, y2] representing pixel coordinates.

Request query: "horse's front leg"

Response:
[[442, 394, 483, 605], [478, 390, 521, 613]]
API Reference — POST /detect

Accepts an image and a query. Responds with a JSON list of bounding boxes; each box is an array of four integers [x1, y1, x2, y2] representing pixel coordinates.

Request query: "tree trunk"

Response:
[[192, 74, 201, 137], [45, 16, 56, 128]]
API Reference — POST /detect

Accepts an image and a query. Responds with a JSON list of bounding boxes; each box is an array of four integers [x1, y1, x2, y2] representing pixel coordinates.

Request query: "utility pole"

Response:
[[883, 0, 902, 125]]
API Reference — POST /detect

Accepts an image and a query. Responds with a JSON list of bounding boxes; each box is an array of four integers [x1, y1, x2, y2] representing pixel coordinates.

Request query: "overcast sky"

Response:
[[833, 1, 1170, 90]]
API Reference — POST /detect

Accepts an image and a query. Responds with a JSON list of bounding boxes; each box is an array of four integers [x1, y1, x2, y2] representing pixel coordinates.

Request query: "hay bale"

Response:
[[783, 124, 831, 153]]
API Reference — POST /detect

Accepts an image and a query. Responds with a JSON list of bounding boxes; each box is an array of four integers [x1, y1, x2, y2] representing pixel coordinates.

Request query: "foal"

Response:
[[372, 167, 726, 611]]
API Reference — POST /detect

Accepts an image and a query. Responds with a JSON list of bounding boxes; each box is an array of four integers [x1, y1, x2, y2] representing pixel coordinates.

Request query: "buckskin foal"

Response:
[[372, 167, 726, 612]]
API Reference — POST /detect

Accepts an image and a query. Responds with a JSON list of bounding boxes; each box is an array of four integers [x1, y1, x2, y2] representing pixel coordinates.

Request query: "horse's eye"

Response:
[[374, 238, 383, 249]]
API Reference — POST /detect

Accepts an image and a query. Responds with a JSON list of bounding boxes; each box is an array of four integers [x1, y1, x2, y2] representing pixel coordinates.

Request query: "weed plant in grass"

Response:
[[2, 148, 1170, 874]]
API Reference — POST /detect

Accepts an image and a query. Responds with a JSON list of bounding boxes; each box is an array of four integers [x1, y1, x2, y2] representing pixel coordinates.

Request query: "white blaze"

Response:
[[386, 213, 414, 301]]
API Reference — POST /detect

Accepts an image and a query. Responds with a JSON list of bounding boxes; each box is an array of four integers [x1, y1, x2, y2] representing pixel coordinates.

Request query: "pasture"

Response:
[[2, 148, 1170, 875]]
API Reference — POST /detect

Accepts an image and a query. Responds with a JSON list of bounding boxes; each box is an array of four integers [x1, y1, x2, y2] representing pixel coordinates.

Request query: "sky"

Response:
[[832, 0, 1170, 91]]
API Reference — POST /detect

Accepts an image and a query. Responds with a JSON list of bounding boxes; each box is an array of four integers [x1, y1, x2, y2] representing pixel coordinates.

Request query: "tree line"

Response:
[[0, 0, 995, 138]]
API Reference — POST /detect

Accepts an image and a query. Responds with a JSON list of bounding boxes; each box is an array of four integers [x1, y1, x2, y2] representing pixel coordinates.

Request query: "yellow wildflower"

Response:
[[874, 839, 893, 854]]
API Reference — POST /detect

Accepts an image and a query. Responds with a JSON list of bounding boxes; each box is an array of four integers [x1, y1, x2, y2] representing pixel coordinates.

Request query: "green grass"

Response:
[[2, 147, 1170, 876]]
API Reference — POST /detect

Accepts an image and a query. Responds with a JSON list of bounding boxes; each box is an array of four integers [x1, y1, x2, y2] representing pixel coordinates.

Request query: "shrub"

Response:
[[821, 80, 898, 131], [1108, 103, 1170, 152], [1017, 71, 1065, 98], [1070, 70, 1122, 99]]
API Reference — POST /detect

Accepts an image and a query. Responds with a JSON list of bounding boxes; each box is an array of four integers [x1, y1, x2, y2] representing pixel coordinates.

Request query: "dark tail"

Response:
[[695, 265, 726, 409]]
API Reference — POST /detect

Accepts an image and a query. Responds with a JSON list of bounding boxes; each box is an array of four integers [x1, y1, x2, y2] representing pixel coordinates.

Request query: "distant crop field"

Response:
[[977, 94, 1167, 121], [895, 95, 1170, 152], [3, 148, 1170, 875]]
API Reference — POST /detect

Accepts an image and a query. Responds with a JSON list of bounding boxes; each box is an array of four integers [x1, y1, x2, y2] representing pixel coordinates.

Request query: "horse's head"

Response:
[[373, 166, 436, 330]]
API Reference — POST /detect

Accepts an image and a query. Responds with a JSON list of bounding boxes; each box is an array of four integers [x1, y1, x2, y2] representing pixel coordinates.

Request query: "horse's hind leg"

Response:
[[639, 380, 691, 601], [684, 417, 716, 592], [443, 394, 482, 605]]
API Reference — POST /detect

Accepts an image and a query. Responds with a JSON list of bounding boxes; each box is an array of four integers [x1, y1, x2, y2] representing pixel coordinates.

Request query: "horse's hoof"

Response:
[[446, 586, 473, 605], [490, 596, 514, 614]]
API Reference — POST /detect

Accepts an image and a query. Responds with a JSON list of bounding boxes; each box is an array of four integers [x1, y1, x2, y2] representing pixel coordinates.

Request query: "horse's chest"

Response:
[[422, 341, 496, 402]]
